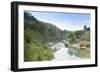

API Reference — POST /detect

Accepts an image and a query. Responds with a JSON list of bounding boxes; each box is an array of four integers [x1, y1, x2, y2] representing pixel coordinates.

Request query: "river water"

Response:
[[49, 42, 81, 61]]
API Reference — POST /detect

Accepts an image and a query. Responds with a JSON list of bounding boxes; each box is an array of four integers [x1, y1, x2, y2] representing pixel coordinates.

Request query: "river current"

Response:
[[49, 42, 81, 61]]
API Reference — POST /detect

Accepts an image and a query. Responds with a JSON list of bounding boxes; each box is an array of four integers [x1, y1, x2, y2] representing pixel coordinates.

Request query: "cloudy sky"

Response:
[[26, 11, 90, 31]]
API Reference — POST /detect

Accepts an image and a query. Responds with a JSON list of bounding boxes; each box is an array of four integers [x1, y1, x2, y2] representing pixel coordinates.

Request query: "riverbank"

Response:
[[48, 42, 81, 61]]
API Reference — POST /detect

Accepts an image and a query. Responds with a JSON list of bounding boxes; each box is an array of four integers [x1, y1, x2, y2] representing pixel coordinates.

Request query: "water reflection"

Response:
[[48, 42, 81, 61]]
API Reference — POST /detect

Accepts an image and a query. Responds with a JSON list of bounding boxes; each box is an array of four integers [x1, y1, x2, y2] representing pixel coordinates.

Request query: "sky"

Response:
[[26, 11, 90, 31]]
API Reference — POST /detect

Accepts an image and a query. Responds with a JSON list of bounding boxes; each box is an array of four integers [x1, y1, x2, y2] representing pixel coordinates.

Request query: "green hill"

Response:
[[24, 12, 64, 61]]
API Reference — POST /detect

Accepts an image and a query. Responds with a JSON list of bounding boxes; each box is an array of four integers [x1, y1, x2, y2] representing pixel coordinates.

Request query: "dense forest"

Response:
[[24, 12, 90, 62]]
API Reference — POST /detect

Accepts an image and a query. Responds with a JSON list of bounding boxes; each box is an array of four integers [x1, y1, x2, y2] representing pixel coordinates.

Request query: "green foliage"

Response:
[[66, 29, 90, 58], [84, 25, 90, 31], [24, 41, 54, 61], [68, 46, 90, 58], [74, 30, 90, 41], [24, 12, 91, 60], [24, 12, 56, 61], [24, 12, 64, 42], [84, 25, 87, 30], [24, 29, 54, 61]]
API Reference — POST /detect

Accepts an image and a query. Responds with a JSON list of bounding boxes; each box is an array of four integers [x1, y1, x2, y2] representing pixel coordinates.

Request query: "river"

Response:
[[49, 42, 81, 61]]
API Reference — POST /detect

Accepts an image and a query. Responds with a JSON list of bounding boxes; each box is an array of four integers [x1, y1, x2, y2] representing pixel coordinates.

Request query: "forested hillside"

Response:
[[66, 27, 90, 58], [24, 12, 65, 61]]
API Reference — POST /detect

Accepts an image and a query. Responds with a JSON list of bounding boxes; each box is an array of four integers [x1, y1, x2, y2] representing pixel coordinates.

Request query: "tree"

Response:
[[87, 27, 90, 31], [84, 25, 90, 31], [84, 25, 87, 30]]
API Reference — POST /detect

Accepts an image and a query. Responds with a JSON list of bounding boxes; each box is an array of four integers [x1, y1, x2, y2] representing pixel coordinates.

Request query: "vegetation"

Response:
[[66, 26, 90, 58], [24, 12, 57, 61], [24, 12, 90, 61]]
